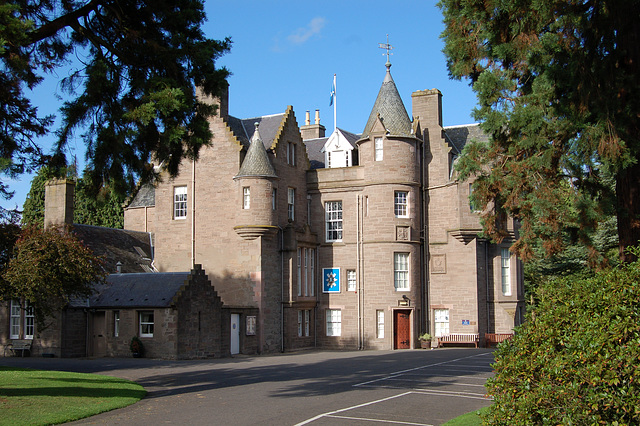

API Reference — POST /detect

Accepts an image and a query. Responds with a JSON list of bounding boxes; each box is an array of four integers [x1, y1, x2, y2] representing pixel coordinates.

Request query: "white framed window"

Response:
[[10, 300, 34, 340], [434, 309, 450, 337], [10, 300, 21, 339], [347, 270, 356, 292], [501, 248, 511, 296], [287, 142, 296, 165], [288, 188, 295, 221], [298, 310, 310, 337], [305, 310, 310, 336], [375, 137, 383, 161], [114, 311, 120, 337], [394, 252, 409, 291], [243, 187, 250, 209], [376, 310, 384, 338], [173, 186, 188, 219], [297, 247, 315, 297], [139, 311, 154, 337], [326, 309, 341, 336], [325, 201, 343, 242], [394, 191, 408, 217]]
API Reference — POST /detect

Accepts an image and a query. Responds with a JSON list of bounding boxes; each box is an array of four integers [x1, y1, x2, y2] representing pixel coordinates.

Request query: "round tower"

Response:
[[233, 123, 279, 240]]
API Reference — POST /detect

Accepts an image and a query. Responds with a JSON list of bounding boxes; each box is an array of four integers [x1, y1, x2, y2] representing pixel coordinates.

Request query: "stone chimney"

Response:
[[300, 109, 326, 140], [44, 179, 75, 229], [196, 83, 229, 120], [411, 89, 443, 138]]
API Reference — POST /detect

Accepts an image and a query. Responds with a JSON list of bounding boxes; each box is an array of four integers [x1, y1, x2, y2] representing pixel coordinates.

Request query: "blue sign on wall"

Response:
[[462, 319, 470, 325], [323, 268, 340, 293]]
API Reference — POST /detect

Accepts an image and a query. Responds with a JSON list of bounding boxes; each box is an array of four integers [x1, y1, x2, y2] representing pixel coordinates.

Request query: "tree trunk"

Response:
[[616, 161, 640, 263]]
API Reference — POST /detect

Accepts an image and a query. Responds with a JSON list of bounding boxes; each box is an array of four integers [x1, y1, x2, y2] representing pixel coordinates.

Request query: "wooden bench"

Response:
[[437, 333, 479, 348], [4, 340, 32, 357], [484, 333, 514, 348]]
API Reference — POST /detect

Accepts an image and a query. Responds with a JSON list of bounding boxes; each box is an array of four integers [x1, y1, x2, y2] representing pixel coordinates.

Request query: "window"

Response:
[[297, 247, 315, 297], [326, 309, 341, 336], [347, 270, 356, 292], [327, 151, 331, 168], [174, 186, 187, 219], [114, 311, 120, 337], [375, 137, 383, 161], [298, 310, 310, 337], [325, 201, 343, 242], [501, 248, 511, 296], [376, 310, 384, 338], [469, 183, 478, 212], [139, 311, 154, 337], [394, 191, 408, 217], [394, 253, 409, 291], [287, 142, 296, 165], [272, 188, 277, 210], [243, 187, 250, 209], [288, 188, 295, 221], [10, 300, 34, 340], [434, 309, 449, 337]]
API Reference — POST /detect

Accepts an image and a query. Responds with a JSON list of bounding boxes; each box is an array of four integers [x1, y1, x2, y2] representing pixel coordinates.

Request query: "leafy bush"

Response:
[[485, 249, 640, 424], [129, 336, 144, 357]]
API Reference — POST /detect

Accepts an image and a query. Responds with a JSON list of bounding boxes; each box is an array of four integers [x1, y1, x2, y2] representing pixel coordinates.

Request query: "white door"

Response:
[[231, 314, 240, 355]]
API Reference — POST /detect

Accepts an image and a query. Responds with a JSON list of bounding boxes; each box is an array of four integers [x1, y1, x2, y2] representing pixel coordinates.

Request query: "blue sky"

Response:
[[3, 0, 479, 212]]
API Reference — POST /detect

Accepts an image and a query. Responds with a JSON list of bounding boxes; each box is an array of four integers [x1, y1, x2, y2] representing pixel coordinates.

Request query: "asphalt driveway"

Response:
[[1, 348, 495, 425]]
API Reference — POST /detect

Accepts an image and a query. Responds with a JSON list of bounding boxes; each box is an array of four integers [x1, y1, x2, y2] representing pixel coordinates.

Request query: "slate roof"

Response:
[[89, 272, 190, 308], [235, 124, 277, 178], [228, 113, 286, 150], [303, 128, 361, 169], [72, 224, 154, 274], [127, 183, 155, 208], [362, 64, 413, 139], [443, 123, 489, 154]]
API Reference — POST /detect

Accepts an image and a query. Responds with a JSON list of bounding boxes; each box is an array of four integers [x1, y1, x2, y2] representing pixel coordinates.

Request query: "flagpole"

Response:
[[333, 74, 337, 132]]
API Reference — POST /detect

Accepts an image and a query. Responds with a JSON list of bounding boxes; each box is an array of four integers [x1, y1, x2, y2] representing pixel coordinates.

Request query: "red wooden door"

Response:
[[394, 310, 411, 349]]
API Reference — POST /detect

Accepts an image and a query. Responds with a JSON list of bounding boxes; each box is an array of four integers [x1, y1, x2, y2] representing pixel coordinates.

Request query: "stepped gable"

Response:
[[228, 113, 286, 150], [235, 123, 277, 178], [361, 62, 412, 138]]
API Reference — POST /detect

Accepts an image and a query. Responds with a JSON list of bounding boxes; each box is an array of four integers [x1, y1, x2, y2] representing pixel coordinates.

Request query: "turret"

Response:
[[233, 123, 279, 240]]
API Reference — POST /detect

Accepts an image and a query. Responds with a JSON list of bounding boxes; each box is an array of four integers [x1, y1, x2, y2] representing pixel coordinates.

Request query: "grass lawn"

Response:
[[0, 366, 146, 425], [442, 406, 490, 425]]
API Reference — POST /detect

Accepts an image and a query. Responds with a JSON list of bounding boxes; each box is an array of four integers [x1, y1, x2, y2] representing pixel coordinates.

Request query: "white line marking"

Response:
[[294, 392, 413, 426], [325, 414, 434, 425]]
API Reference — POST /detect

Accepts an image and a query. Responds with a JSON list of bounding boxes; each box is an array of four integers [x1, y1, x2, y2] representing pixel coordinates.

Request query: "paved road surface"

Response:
[[1, 348, 495, 425]]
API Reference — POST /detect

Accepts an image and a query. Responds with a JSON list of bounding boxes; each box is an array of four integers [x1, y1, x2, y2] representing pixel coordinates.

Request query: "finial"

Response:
[[378, 34, 393, 70]]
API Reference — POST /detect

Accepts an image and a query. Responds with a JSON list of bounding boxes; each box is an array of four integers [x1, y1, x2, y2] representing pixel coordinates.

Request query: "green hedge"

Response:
[[485, 250, 640, 424]]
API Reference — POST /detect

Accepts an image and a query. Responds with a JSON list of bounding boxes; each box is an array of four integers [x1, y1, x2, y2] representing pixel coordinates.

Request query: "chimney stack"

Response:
[[300, 109, 326, 140], [44, 179, 75, 229]]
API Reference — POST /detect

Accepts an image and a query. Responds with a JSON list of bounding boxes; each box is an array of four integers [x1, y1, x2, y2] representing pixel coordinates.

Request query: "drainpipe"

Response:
[[279, 226, 285, 353], [191, 159, 196, 266], [356, 194, 361, 349]]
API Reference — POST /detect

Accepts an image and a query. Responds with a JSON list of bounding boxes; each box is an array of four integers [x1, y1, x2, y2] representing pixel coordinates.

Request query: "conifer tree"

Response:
[[439, 0, 640, 263], [1, 0, 230, 207]]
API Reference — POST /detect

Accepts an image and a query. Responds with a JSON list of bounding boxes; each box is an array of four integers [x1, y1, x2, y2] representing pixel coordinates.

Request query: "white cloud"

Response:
[[287, 17, 326, 45]]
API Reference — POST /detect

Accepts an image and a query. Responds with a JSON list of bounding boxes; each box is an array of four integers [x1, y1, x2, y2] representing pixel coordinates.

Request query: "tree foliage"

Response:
[[1, 0, 230, 206], [439, 0, 640, 263], [22, 166, 125, 228], [1, 225, 107, 325], [485, 247, 640, 424]]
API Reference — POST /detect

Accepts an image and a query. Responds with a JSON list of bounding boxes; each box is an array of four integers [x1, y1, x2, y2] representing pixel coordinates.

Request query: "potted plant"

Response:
[[419, 333, 432, 349], [130, 336, 144, 358]]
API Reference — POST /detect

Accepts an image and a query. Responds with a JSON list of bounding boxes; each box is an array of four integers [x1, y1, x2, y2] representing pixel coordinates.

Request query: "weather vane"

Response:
[[378, 34, 394, 66]]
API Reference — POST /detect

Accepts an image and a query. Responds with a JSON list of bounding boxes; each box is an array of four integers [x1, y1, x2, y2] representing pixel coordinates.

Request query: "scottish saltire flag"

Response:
[[329, 74, 336, 106]]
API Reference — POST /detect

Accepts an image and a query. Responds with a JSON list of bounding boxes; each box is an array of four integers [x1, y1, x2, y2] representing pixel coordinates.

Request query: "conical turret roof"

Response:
[[361, 63, 412, 138], [235, 123, 277, 178]]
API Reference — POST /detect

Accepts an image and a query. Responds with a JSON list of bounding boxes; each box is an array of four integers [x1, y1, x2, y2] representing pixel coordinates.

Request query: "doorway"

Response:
[[231, 314, 240, 354], [394, 310, 411, 349], [92, 311, 106, 357]]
